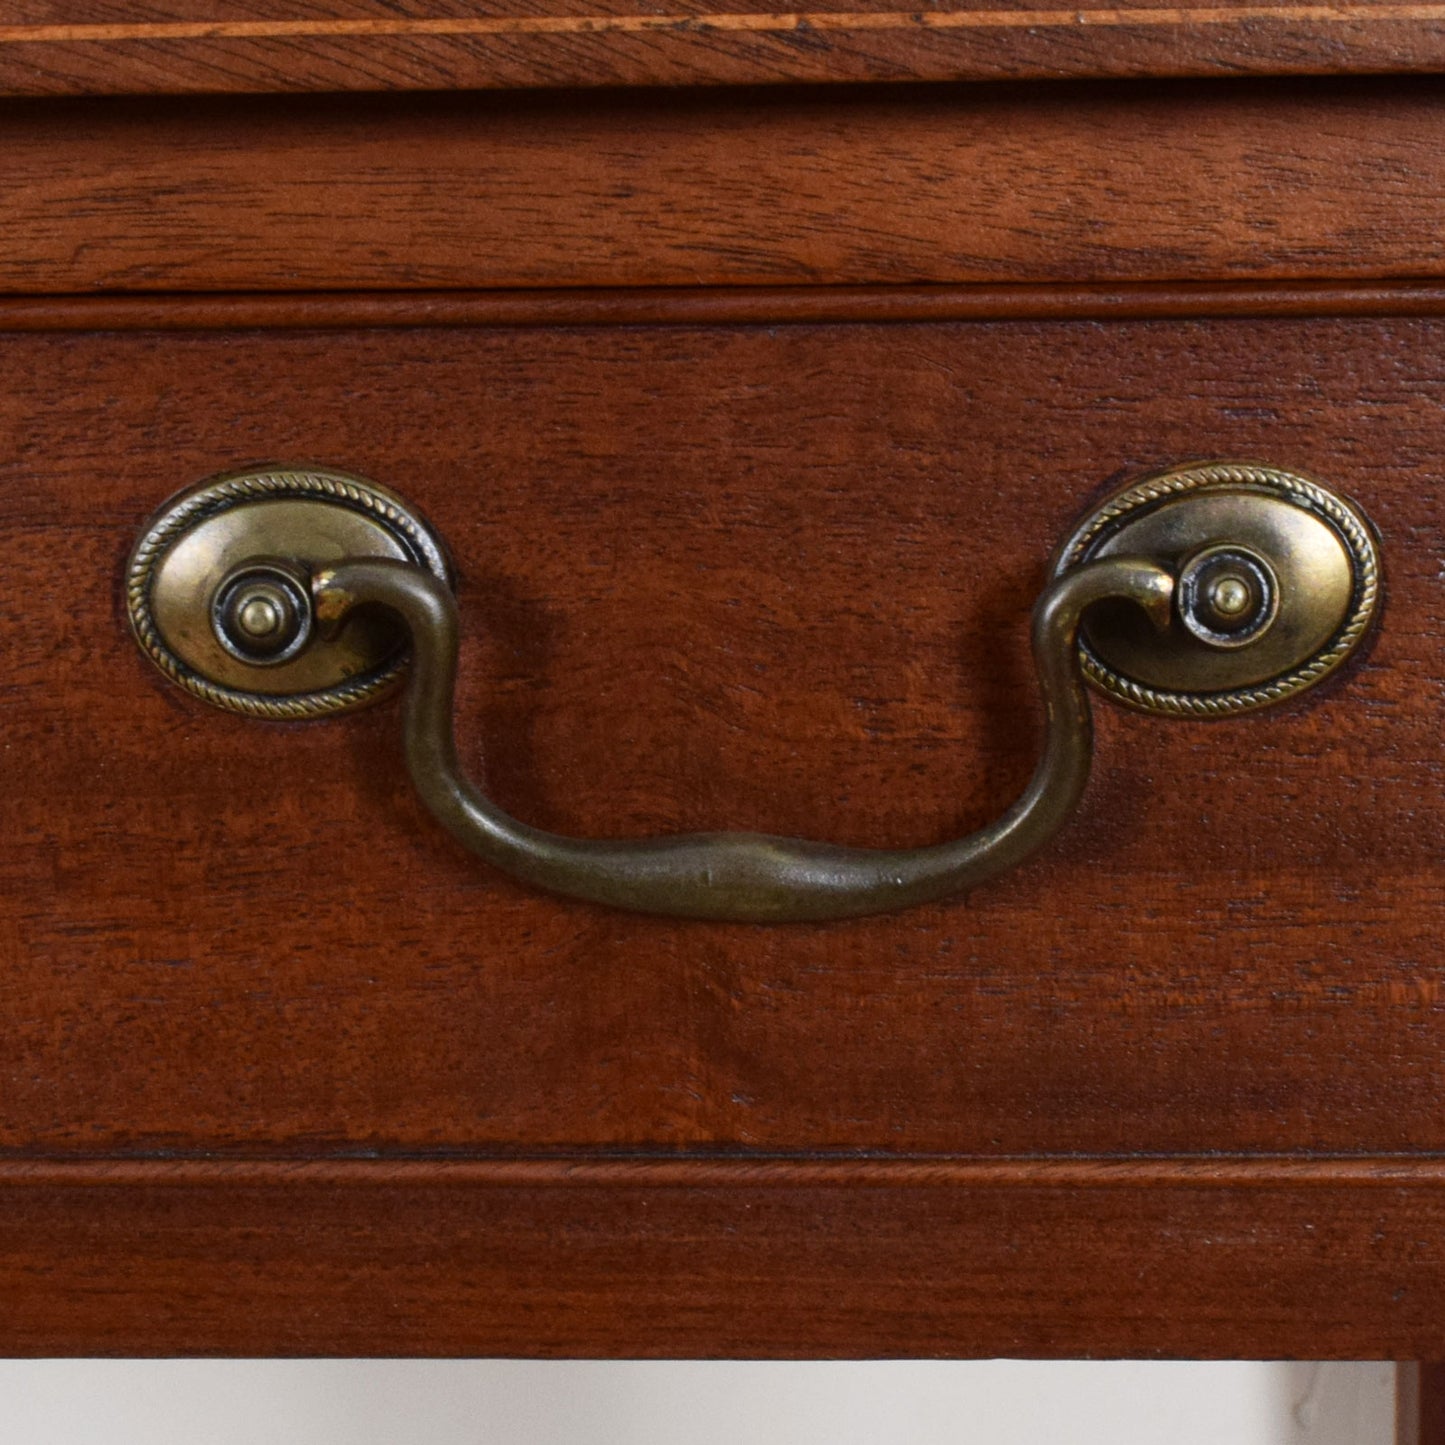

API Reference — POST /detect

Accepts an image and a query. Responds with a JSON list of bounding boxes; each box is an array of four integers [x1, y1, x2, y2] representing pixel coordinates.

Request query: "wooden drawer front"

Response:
[[7, 0, 1445, 1363], [3, 310, 1439, 1166], [5, 79, 1445, 292]]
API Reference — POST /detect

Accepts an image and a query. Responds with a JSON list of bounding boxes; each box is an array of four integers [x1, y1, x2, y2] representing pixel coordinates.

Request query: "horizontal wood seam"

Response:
[[6, 282, 1445, 332], [5, 1156, 1445, 1187]]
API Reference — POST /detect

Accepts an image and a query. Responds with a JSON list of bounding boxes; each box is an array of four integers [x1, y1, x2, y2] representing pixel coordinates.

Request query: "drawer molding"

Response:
[[4, 1153, 1445, 1355], [8, 282, 1445, 335]]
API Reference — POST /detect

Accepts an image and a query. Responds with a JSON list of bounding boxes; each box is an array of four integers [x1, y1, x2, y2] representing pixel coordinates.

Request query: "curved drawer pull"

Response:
[[127, 462, 1380, 922], [310, 555, 1170, 921]]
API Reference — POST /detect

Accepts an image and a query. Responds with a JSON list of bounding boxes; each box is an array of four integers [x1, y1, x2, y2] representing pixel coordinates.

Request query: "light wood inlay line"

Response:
[[7, 5, 1445, 44]]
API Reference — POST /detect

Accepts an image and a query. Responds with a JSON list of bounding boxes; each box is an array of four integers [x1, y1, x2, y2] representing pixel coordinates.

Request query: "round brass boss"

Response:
[[1053, 461, 1379, 716], [1174, 544, 1280, 650], [211, 562, 314, 666]]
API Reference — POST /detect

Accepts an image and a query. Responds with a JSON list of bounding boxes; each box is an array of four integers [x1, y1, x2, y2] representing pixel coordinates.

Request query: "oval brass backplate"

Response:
[[127, 466, 451, 718], [1054, 461, 1380, 715]]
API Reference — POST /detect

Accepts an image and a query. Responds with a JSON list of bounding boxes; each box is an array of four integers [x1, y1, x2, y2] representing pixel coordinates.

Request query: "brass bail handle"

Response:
[[127, 462, 1380, 923], [311, 553, 1168, 921]]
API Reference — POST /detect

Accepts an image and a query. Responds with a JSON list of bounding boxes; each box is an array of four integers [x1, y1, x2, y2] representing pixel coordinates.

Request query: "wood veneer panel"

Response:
[[3, 3, 1445, 95], [4, 81, 1445, 292], [4, 1160, 1445, 1355], [2, 314, 1441, 1158]]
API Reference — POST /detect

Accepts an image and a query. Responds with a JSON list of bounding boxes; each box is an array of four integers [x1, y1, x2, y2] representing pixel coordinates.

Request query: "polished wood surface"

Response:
[[5, 61, 1444, 1358], [3, 314, 1437, 1157], [3, 2, 1443, 95], [6, 1159, 1445, 1357], [2, 310, 1441, 1199], [5, 80, 1445, 293]]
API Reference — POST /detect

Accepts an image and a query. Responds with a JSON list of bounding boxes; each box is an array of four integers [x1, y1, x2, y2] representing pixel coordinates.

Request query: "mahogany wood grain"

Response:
[[3, 3, 1445, 95], [4, 80, 1445, 293], [5, 0, 1441, 1365], [6, 1159, 1445, 1356], [6, 302, 1444, 1353], [2, 312, 1442, 1165]]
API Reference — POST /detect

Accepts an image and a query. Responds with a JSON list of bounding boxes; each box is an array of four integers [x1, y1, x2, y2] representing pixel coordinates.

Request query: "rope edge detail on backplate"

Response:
[[126, 467, 448, 720], [1060, 462, 1380, 717]]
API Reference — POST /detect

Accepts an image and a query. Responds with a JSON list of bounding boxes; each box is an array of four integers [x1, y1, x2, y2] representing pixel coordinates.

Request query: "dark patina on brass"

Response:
[[1054, 460, 1379, 715], [129, 460, 1380, 921], [127, 466, 451, 718], [211, 560, 315, 666], [309, 554, 1172, 921]]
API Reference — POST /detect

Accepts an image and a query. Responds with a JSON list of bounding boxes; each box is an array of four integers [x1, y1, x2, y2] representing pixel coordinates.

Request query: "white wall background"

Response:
[[0, 1361, 1396, 1444]]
